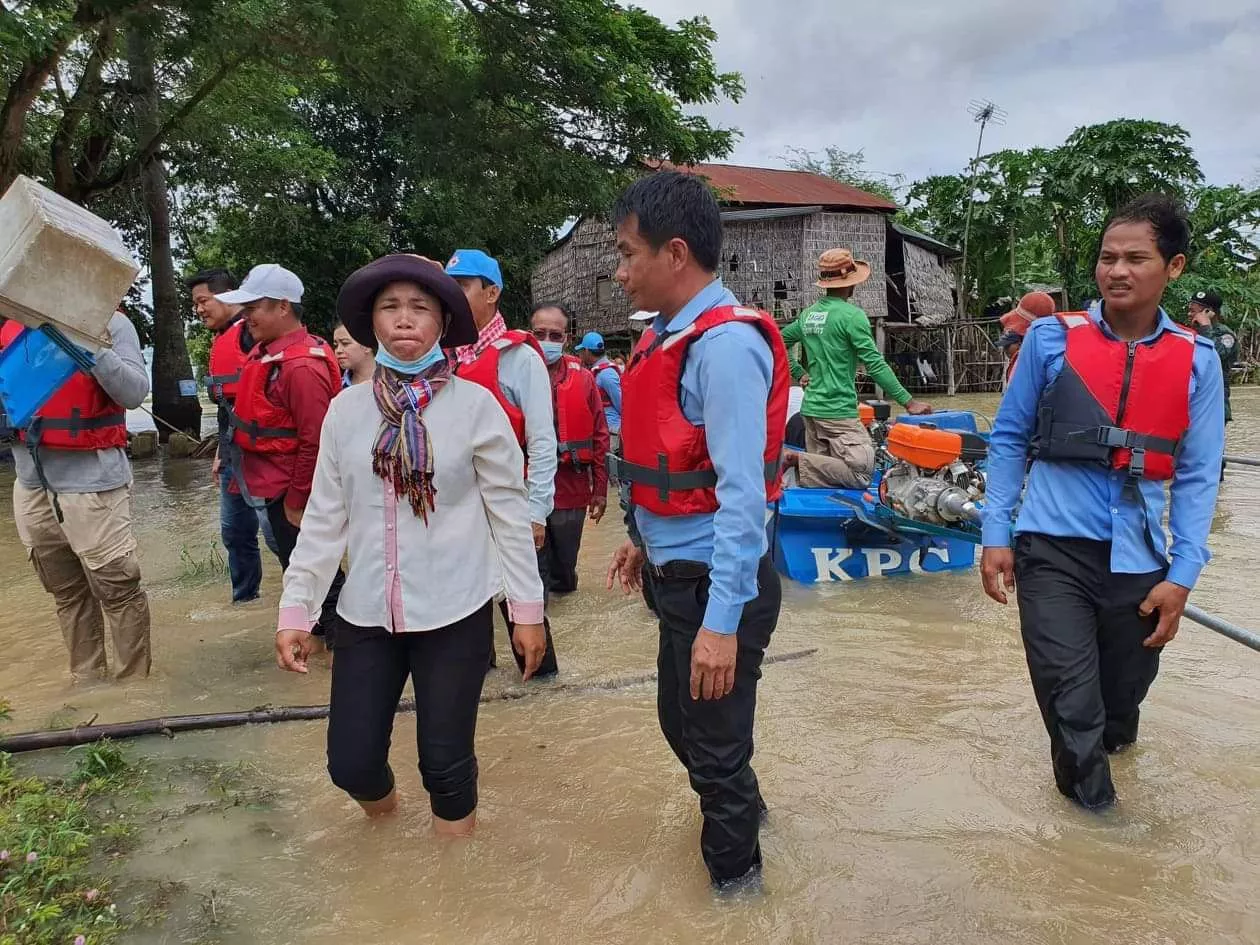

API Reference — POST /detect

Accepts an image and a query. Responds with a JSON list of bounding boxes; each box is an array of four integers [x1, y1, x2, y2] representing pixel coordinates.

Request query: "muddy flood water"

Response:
[[3, 390, 1260, 945]]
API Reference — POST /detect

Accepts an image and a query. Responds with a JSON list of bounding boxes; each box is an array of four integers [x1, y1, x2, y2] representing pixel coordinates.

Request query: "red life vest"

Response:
[[617, 305, 790, 515], [592, 361, 618, 409], [456, 330, 545, 448], [1031, 312, 1197, 481], [228, 336, 340, 454], [554, 357, 597, 465], [0, 320, 128, 451], [206, 319, 251, 403]]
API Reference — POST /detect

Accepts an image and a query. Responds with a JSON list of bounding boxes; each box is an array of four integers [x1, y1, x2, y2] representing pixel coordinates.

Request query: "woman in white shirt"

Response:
[[274, 254, 546, 836]]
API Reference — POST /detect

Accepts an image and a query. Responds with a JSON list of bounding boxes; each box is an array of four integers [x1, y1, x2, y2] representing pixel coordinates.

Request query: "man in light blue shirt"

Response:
[[575, 331, 622, 436], [606, 170, 787, 892], [981, 193, 1224, 811]]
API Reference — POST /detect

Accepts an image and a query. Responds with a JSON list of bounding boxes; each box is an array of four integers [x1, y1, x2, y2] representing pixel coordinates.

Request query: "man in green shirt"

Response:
[[781, 248, 932, 488], [1187, 290, 1237, 422]]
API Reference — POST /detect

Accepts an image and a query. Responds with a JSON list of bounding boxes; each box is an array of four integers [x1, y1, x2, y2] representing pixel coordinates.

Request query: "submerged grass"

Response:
[[0, 713, 135, 944], [1, 698, 283, 944], [178, 542, 228, 584]]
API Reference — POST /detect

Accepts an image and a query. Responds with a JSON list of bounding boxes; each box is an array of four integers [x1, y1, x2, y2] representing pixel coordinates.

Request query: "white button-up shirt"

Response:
[[277, 377, 545, 634]]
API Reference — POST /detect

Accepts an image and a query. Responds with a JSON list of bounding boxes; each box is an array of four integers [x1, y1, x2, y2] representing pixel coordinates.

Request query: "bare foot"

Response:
[[433, 811, 476, 838], [359, 790, 399, 818]]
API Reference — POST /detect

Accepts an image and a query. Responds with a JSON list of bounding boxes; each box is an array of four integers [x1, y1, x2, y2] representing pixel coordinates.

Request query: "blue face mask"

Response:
[[539, 341, 565, 364], [376, 341, 445, 374]]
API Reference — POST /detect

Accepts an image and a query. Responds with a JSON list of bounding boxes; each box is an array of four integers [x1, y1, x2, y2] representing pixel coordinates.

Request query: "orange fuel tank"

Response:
[[885, 422, 962, 471]]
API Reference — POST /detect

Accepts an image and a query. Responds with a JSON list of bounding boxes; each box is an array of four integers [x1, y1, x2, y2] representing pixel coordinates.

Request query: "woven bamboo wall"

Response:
[[800, 212, 889, 320], [902, 242, 957, 323], [530, 208, 895, 338]]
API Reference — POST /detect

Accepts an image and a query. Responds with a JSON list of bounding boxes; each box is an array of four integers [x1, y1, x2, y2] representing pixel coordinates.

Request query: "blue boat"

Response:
[[770, 409, 988, 583]]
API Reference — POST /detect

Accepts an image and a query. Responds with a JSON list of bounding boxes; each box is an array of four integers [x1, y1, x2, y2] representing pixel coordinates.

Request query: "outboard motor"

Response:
[[878, 422, 987, 525]]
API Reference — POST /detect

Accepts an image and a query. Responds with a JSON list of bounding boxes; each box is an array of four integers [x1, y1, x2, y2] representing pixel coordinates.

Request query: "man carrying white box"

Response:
[[1, 312, 153, 679]]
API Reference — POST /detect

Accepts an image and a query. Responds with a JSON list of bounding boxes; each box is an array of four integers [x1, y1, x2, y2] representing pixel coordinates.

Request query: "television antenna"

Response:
[[957, 100, 1007, 319]]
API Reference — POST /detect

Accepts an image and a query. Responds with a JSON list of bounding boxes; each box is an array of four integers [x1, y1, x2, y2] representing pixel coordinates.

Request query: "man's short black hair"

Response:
[[613, 170, 722, 272], [531, 301, 573, 326], [1102, 193, 1191, 264], [184, 268, 237, 294]]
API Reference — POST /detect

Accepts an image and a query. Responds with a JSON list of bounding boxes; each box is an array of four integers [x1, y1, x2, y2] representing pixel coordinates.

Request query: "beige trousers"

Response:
[[796, 417, 876, 489], [13, 482, 151, 679]]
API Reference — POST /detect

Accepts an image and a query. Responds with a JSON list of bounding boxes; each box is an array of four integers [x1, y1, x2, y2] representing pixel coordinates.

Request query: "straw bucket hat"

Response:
[[816, 248, 871, 289], [336, 254, 477, 349]]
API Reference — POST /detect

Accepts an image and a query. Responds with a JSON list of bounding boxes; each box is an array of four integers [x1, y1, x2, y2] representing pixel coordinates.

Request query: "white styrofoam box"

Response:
[[0, 175, 139, 352]]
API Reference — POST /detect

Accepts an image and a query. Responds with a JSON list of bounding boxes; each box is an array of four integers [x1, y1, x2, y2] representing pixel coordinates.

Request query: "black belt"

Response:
[[225, 405, 296, 443], [609, 454, 780, 503], [645, 559, 710, 582]]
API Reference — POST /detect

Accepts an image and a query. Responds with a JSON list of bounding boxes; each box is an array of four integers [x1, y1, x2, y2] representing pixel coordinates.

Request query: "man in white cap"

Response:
[[216, 264, 344, 644]]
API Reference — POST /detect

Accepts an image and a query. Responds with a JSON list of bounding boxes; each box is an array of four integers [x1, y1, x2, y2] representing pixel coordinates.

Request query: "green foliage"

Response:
[[170, 1, 741, 331], [185, 323, 212, 379], [4, 0, 738, 368], [0, 748, 131, 944], [782, 146, 904, 204], [904, 119, 1259, 323]]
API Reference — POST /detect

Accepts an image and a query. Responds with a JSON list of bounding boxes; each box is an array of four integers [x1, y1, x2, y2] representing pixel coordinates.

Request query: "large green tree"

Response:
[[180, 0, 742, 336], [3, 0, 741, 431], [904, 119, 1257, 326]]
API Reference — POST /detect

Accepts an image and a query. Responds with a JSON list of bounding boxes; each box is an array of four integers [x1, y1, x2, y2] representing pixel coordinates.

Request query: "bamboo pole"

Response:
[[0, 649, 820, 754]]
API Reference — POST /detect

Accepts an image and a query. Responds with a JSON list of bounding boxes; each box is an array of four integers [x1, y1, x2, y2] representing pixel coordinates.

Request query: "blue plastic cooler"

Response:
[[0, 325, 92, 428]]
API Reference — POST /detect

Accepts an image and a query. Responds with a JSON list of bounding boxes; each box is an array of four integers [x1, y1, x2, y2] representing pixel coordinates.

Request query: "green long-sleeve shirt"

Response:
[[781, 296, 912, 419]]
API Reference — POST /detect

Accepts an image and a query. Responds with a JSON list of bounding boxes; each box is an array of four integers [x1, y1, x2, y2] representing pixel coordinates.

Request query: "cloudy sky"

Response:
[[635, 0, 1260, 189]]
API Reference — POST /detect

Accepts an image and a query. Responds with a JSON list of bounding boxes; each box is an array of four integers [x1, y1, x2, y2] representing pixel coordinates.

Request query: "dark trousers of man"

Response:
[[647, 554, 781, 886], [266, 496, 345, 646], [544, 507, 587, 594], [496, 526, 561, 677], [326, 604, 492, 818], [1014, 533, 1164, 810]]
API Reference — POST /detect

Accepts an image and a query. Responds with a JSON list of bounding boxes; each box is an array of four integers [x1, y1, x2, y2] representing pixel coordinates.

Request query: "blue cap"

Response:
[[445, 249, 503, 288], [575, 331, 605, 352]]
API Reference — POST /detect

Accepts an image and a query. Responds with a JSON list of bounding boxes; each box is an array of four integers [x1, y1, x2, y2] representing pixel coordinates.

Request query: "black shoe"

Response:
[[1105, 741, 1135, 756]]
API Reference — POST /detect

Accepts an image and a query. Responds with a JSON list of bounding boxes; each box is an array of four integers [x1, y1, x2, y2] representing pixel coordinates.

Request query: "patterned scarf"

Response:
[[454, 311, 508, 365], [371, 356, 452, 524]]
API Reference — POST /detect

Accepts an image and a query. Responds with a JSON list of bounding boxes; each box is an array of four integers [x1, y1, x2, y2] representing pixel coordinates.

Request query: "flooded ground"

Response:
[[2, 391, 1259, 944]]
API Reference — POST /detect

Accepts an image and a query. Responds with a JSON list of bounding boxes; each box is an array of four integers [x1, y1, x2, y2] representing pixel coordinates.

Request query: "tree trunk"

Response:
[[1009, 225, 1017, 297], [126, 22, 201, 439], [0, 36, 76, 194]]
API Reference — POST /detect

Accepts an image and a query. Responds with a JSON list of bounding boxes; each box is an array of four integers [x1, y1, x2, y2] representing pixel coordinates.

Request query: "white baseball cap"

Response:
[[215, 263, 304, 305], [629, 310, 657, 322]]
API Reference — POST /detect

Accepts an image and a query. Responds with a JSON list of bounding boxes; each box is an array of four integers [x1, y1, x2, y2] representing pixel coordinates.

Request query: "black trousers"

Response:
[[496, 525, 560, 677], [1014, 533, 1164, 810], [266, 496, 345, 644], [647, 554, 781, 884], [545, 507, 587, 594], [326, 604, 492, 820]]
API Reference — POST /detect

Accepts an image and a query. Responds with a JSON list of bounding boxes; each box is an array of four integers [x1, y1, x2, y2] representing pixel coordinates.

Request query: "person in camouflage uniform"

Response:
[[1188, 290, 1237, 422]]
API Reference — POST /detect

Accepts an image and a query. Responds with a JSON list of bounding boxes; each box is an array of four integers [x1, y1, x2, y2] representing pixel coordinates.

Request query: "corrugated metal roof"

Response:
[[660, 162, 898, 212], [890, 221, 961, 259], [719, 205, 822, 223]]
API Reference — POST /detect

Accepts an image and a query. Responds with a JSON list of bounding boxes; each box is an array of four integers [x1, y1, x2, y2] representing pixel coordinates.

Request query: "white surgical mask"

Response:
[[540, 341, 565, 364]]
